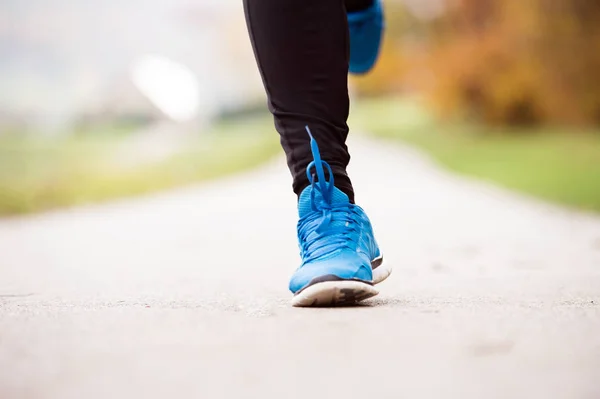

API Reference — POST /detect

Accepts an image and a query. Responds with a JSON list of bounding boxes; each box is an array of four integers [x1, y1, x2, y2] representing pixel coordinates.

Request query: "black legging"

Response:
[[243, 0, 374, 203]]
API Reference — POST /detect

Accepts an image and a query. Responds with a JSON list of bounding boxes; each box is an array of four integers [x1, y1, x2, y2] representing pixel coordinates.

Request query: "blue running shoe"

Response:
[[347, 0, 385, 75], [289, 127, 390, 307]]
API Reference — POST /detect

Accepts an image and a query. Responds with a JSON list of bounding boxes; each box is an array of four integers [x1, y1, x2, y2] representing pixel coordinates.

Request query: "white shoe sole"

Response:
[[371, 255, 392, 285], [291, 280, 379, 307]]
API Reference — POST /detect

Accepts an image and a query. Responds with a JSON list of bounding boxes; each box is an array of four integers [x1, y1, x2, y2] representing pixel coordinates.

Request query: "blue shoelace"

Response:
[[298, 127, 361, 264]]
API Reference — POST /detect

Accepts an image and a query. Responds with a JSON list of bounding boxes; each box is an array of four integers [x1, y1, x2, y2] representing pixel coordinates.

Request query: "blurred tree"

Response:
[[429, 0, 600, 126], [352, 0, 600, 127]]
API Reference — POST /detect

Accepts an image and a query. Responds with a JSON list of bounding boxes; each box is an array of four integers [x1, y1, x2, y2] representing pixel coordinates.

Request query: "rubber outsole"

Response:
[[291, 280, 379, 307], [371, 255, 392, 285]]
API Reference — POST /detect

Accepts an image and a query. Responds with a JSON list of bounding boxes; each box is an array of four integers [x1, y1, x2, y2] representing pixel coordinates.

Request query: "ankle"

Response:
[[295, 177, 355, 204]]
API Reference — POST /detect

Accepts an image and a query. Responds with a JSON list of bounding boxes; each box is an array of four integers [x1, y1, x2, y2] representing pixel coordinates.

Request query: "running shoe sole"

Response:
[[291, 279, 378, 307], [290, 257, 391, 307], [371, 255, 392, 285]]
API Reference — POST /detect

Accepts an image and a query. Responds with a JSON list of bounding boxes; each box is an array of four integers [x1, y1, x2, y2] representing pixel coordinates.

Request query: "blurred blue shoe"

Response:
[[289, 127, 390, 307], [347, 0, 384, 75]]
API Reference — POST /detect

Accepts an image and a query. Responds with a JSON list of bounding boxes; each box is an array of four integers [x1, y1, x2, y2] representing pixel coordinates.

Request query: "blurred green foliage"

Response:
[[351, 97, 600, 211], [0, 117, 279, 216]]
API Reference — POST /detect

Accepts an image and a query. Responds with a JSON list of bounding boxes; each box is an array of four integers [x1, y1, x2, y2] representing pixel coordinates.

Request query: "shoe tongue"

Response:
[[298, 185, 350, 218]]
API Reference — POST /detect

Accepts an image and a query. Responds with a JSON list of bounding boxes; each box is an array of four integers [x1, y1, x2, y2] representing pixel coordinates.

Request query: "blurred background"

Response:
[[1, 0, 599, 216]]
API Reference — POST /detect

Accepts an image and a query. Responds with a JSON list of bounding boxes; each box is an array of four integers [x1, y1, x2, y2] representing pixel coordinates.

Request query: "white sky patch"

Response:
[[131, 54, 200, 122]]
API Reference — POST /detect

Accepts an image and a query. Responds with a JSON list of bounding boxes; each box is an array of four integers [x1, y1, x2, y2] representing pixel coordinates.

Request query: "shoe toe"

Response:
[[289, 251, 373, 294]]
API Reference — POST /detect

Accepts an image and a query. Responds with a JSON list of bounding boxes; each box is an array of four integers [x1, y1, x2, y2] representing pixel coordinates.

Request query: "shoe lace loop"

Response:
[[298, 127, 360, 263]]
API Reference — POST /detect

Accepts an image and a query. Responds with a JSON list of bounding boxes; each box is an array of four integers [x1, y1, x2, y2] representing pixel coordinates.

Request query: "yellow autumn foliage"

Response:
[[352, 0, 600, 126]]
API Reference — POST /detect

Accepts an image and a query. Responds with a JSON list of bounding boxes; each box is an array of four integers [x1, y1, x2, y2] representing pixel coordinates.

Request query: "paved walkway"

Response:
[[1, 137, 599, 399]]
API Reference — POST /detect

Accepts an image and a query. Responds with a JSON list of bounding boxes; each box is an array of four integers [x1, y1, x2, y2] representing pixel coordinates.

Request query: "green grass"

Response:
[[350, 97, 600, 212], [0, 116, 279, 216]]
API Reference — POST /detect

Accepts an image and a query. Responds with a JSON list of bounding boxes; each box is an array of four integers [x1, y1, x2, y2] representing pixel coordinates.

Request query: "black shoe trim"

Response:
[[371, 256, 383, 270]]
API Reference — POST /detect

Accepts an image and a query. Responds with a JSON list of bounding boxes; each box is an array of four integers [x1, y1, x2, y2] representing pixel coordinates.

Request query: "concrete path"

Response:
[[1, 137, 599, 399]]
